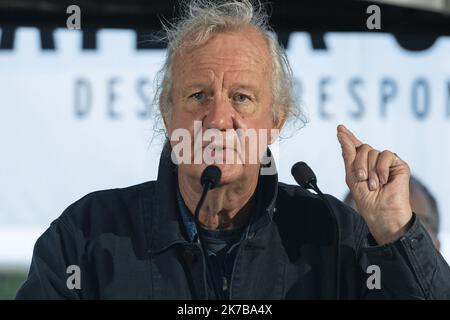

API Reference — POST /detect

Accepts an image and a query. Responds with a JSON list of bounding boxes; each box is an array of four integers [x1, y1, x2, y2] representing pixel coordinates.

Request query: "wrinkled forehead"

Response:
[[172, 28, 272, 84]]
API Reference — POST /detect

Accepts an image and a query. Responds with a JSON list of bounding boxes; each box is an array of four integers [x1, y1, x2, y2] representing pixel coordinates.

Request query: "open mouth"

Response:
[[206, 144, 234, 156], [201, 142, 242, 164]]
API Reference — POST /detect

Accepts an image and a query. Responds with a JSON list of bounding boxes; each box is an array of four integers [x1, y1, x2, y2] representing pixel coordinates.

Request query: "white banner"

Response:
[[0, 28, 449, 267]]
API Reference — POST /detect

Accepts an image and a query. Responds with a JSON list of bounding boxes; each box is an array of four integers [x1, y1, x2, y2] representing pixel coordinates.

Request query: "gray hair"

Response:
[[155, 0, 303, 127]]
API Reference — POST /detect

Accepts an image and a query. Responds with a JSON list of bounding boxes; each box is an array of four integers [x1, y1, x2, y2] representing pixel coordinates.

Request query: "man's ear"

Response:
[[159, 94, 171, 133], [269, 112, 286, 144], [162, 112, 170, 133]]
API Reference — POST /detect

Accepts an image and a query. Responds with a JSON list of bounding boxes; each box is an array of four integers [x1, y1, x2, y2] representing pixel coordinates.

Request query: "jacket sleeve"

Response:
[[16, 214, 82, 300], [356, 213, 450, 299]]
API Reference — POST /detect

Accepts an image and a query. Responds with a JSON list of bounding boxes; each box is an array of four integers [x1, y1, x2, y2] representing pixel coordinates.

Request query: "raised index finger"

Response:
[[337, 125, 363, 148]]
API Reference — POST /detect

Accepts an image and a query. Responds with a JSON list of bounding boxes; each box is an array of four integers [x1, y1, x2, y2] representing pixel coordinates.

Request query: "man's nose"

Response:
[[203, 95, 235, 130]]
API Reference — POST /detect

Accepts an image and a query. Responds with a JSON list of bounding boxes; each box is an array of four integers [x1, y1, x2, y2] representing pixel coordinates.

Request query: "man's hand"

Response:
[[337, 125, 413, 245]]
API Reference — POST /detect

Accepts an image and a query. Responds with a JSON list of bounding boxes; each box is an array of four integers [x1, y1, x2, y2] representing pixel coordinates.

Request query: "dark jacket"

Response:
[[16, 150, 450, 299]]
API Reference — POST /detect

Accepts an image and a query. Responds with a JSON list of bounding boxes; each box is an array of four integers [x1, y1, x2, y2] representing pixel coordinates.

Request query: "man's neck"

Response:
[[178, 171, 259, 230]]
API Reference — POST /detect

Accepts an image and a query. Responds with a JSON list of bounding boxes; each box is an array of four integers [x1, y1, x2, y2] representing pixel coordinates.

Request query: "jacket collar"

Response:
[[146, 142, 279, 254]]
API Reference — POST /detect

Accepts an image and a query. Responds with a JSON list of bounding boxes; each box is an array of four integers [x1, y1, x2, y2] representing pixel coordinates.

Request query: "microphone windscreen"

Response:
[[291, 161, 317, 189], [200, 165, 222, 189]]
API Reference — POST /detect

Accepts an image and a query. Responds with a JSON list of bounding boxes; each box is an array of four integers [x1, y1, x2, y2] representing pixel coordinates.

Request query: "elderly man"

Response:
[[17, 0, 450, 299]]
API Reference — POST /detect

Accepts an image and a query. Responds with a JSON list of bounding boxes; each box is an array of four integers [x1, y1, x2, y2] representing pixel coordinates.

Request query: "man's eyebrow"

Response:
[[180, 82, 261, 95], [230, 84, 261, 94]]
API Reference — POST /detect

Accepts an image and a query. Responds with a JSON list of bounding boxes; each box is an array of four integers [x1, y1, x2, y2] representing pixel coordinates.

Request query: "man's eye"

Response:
[[190, 92, 205, 100], [234, 94, 250, 103]]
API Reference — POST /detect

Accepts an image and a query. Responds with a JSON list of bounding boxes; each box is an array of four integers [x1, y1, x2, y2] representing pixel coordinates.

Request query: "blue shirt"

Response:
[[176, 186, 249, 297]]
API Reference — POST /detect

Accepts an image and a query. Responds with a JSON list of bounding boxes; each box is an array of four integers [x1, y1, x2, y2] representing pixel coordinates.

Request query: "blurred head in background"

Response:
[[344, 175, 440, 250]]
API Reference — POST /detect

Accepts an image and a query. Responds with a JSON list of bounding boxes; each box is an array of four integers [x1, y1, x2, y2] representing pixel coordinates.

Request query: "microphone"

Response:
[[194, 165, 223, 300], [200, 165, 221, 190], [291, 161, 341, 300], [291, 161, 319, 192]]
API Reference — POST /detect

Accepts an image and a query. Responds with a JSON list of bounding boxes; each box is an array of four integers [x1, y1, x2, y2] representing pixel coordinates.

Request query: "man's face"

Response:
[[164, 28, 282, 187], [410, 186, 440, 250]]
